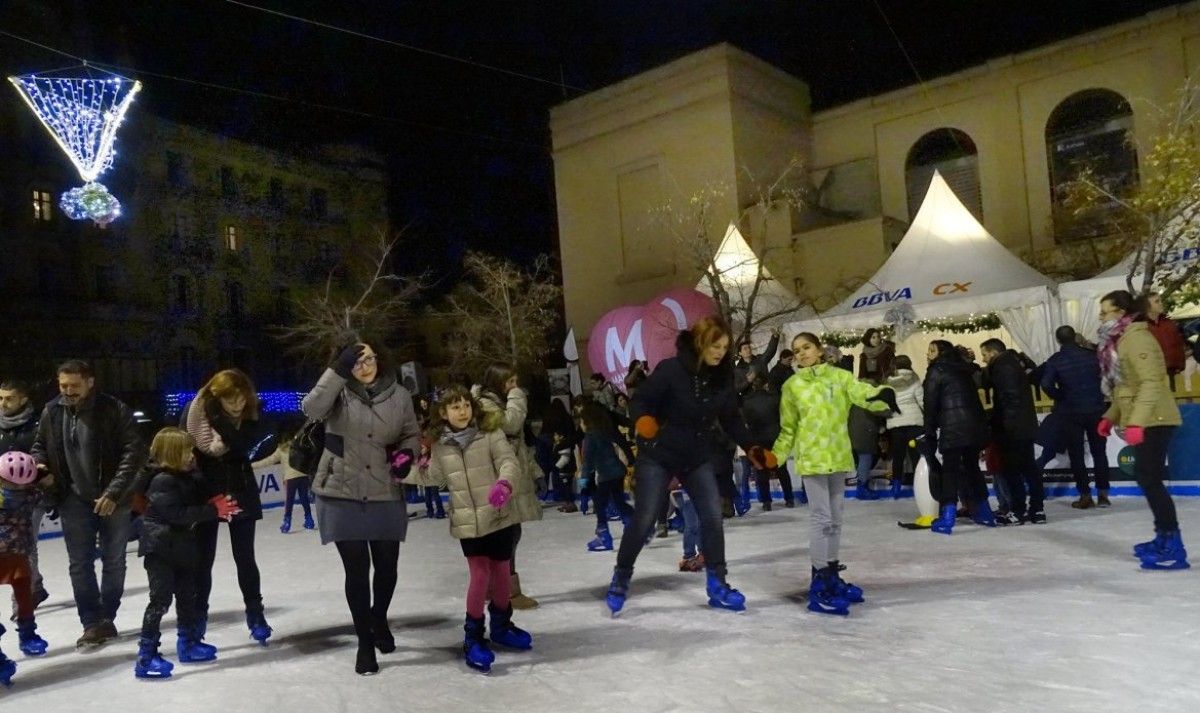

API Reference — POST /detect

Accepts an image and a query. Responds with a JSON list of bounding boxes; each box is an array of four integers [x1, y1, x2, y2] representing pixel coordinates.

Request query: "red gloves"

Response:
[[1097, 418, 1113, 438], [1123, 426, 1145, 447], [747, 446, 778, 471], [487, 480, 513, 509], [635, 416, 660, 440], [208, 495, 242, 521]]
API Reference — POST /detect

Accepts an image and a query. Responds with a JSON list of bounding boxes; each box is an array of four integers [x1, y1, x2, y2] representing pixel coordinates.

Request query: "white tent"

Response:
[[1060, 245, 1200, 338], [696, 222, 813, 342], [785, 171, 1059, 361]]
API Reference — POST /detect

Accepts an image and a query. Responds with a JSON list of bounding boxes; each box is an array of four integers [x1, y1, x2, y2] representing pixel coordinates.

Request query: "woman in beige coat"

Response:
[[473, 364, 543, 609], [1097, 290, 1186, 570], [403, 385, 536, 674]]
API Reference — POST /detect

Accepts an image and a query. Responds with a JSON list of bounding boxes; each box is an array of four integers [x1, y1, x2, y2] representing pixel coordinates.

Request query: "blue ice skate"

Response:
[[246, 610, 272, 645], [606, 568, 631, 616], [16, 619, 47, 656], [134, 636, 174, 680], [705, 570, 746, 612], [303, 513, 317, 529], [931, 504, 956, 535], [819, 564, 864, 604], [587, 526, 614, 552], [462, 615, 495, 673], [279, 515, 292, 534], [1139, 530, 1190, 571], [971, 499, 997, 527], [0, 652, 14, 687], [488, 604, 533, 650], [807, 568, 850, 616], [176, 626, 217, 662]]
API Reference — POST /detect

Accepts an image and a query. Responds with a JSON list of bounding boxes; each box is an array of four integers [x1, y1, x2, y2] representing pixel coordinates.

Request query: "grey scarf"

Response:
[[442, 425, 479, 451], [0, 406, 33, 431]]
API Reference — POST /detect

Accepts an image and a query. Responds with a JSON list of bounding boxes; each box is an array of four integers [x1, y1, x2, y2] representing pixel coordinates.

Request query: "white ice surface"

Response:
[[4, 497, 1199, 713]]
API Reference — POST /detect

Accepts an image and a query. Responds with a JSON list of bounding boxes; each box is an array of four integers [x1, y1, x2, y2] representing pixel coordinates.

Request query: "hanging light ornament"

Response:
[[8, 65, 141, 226]]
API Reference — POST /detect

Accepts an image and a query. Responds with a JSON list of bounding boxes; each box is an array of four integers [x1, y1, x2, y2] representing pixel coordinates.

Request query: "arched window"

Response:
[[1046, 89, 1137, 241], [905, 128, 982, 222]]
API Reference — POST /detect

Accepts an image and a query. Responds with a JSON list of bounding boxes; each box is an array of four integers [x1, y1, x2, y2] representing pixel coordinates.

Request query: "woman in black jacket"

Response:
[[184, 369, 274, 645], [605, 316, 773, 616], [923, 340, 994, 533]]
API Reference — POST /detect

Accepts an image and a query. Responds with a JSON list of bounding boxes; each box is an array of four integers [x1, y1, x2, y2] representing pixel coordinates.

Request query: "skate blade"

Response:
[[807, 604, 849, 616], [1140, 559, 1191, 570], [707, 600, 747, 613]]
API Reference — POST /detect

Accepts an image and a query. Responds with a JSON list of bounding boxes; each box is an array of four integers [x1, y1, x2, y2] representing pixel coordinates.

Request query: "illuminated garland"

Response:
[[8, 67, 141, 226], [819, 312, 1003, 347]]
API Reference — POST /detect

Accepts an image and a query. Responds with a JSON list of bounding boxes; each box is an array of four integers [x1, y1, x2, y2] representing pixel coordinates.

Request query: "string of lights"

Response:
[[164, 391, 307, 416]]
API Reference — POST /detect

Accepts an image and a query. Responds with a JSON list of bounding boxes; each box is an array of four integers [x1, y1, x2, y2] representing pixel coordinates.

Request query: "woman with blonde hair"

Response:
[[183, 369, 273, 647], [605, 316, 776, 616]]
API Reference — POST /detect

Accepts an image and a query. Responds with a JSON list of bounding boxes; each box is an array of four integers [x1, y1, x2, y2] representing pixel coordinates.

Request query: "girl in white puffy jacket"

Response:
[[885, 356, 924, 498]]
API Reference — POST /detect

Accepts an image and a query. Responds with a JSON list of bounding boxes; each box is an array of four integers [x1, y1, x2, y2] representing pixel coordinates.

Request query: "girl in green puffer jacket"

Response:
[[772, 332, 894, 616]]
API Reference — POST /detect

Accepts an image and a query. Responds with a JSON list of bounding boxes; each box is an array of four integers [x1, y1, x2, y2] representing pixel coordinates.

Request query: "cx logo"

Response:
[[933, 281, 972, 295]]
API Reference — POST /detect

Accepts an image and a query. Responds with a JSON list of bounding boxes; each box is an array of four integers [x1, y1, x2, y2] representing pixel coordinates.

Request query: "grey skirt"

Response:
[[315, 495, 409, 545]]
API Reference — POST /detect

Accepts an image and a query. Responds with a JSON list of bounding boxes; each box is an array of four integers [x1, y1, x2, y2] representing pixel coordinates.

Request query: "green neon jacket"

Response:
[[772, 362, 892, 475]]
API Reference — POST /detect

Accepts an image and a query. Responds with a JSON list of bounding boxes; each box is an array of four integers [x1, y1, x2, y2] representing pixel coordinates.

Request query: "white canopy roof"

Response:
[[696, 222, 812, 329], [789, 171, 1056, 333]]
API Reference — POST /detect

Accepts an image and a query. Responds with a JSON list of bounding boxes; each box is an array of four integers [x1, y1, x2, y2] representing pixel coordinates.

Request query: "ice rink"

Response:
[[4, 495, 1198, 713]]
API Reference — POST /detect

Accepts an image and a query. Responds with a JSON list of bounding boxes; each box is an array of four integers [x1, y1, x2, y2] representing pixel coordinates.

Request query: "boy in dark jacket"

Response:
[[742, 379, 796, 509], [134, 428, 240, 680]]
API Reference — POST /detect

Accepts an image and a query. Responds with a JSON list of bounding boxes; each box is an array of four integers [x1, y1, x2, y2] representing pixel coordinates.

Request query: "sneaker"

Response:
[[76, 621, 117, 648], [994, 511, 1023, 527], [1027, 511, 1047, 524], [678, 555, 705, 572], [1071, 494, 1095, 510]]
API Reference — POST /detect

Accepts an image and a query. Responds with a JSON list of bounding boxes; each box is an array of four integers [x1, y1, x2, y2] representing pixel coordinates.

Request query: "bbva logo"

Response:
[[851, 287, 912, 309]]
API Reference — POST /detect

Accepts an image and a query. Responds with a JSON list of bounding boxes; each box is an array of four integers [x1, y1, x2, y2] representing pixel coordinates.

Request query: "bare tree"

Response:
[[273, 229, 428, 361], [431, 251, 562, 374], [657, 157, 816, 345], [1061, 77, 1200, 301]]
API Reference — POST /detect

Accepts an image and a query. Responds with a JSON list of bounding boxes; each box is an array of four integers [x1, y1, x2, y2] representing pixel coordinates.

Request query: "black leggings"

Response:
[[284, 478, 312, 519], [938, 447, 988, 506], [593, 479, 634, 528], [890, 426, 923, 484], [509, 525, 522, 576], [755, 465, 794, 504], [141, 553, 197, 642], [1135, 426, 1178, 532], [195, 518, 262, 617], [334, 540, 400, 642]]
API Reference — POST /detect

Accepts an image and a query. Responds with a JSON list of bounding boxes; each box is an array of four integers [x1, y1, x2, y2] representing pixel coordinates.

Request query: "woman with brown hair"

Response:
[[606, 316, 775, 616], [183, 369, 273, 647], [302, 335, 421, 674], [473, 364, 543, 609], [1098, 290, 1187, 569]]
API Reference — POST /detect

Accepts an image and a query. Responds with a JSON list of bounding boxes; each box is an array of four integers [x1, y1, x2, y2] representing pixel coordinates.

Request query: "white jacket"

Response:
[[885, 370, 924, 429]]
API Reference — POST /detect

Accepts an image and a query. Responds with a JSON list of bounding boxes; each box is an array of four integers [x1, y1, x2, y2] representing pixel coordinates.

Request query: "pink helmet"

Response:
[[0, 451, 38, 486]]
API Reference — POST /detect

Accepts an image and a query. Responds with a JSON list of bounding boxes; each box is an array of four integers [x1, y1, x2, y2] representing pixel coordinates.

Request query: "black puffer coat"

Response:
[[985, 350, 1038, 441], [741, 388, 781, 447], [630, 330, 754, 472], [183, 400, 269, 521], [923, 355, 988, 450], [138, 469, 218, 561]]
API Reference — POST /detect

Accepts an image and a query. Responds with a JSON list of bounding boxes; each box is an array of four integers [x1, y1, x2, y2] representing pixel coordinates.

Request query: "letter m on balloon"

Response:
[[605, 319, 645, 372]]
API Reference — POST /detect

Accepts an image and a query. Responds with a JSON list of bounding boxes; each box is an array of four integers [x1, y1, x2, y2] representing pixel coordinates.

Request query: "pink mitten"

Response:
[[487, 480, 513, 509], [1123, 425, 1144, 447]]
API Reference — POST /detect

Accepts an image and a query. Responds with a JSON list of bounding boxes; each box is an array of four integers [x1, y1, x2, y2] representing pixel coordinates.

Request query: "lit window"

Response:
[[32, 190, 52, 221], [224, 225, 240, 251]]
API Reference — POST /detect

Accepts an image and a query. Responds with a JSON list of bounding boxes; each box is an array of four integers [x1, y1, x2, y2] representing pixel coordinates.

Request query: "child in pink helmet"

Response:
[[0, 451, 53, 687]]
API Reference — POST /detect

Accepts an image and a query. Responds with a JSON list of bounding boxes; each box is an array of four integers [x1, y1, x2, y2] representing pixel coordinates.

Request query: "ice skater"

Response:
[[579, 402, 634, 551], [133, 428, 241, 680], [402, 385, 538, 674], [0, 451, 52, 687], [773, 332, 895, 615], [604, 316, 775, 616], [1099, 291, 1188, 569], [250, 433, 316, 533]]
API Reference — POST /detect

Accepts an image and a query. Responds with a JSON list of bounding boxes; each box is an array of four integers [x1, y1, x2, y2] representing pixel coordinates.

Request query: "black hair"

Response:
[[1055, 325, 1077, 346], [893, 355, 913, 371], [0, 379, 32, 397], [980, 338, 1007, 354], [861, 328, 881, 347], [929, 340, 956, 361], [56, 359, 94, 379], [1101, 290, 1144, 321], [779, 349, 794, 359]]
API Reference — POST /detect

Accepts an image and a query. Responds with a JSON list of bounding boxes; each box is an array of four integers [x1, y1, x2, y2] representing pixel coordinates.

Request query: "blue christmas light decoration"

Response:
[[7, 66, 141, 226], [164, 392, 308, 417]]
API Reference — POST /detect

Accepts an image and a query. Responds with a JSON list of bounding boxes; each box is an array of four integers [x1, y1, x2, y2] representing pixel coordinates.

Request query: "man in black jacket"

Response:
[[981, 339, 1044, 524], [767, 349, 795, 394], [733, 329, 781, 397], [1, 379, 50, 616], [1040, 326, 1111, 509], [30, 361, 147, 647]]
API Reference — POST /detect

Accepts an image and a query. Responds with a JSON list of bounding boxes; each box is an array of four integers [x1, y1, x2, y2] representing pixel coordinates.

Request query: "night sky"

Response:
[[0, 0, 1186, 282]]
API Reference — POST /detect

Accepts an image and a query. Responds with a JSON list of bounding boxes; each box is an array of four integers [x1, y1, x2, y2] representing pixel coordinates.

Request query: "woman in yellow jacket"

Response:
[[402, 385, 539, 673], [1097, 290, 1187, 570], [773, 332, 895, 615]]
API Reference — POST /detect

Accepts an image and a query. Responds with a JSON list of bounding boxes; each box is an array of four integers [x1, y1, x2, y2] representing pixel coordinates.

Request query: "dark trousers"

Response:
[[194, 518, 263, 618], [890, 426, 923, 484], [333, 540, 399, 644], [938, 447, 988, 506], [617, 458, 727, 577], [1000, 437, 1044, 517], [593, 478, 634, 528], [141, 553, 197, 642], [754, 465, 794, 504], [1061, 411, 1111, 493], [1136, 426, 1178, 532], [424, 487, 444, 515], [284, 477, 312, 520], [509, 524, 522, 576], [58, 495, 131, 628]]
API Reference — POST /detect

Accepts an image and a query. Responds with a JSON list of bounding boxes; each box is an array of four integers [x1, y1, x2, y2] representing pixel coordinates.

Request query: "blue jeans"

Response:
[[855, 452, 874, 485], [673, 492, 700, 558], [59, 494, 132, 628], [616, 458, 726, 576]]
